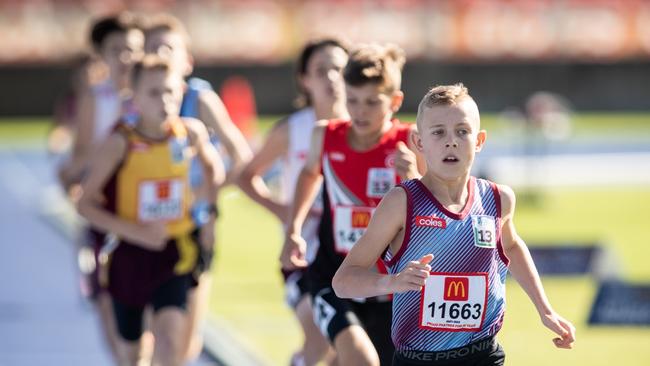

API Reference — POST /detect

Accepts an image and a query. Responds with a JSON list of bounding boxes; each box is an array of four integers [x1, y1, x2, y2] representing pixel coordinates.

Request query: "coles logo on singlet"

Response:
[[415, 215, 447, 229], [330, 152, 345, 162]]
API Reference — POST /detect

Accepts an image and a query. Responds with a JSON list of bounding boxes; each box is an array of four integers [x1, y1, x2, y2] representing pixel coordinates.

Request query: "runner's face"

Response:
[[415, 100, 485, 181], [133, 69, 184, 124], [101, 30, 144, 83], [144, 30, 192, 77], [346, 83, 400, 135], [301, 46, 348, 106]]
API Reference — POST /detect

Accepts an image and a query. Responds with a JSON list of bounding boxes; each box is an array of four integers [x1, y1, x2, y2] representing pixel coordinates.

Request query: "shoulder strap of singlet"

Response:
[[396, 122, 411, 143], [322, 119, 347, 148], [320, 119, 346, 169], [180, 77, 214, 118], [384, 179, 418, 267]]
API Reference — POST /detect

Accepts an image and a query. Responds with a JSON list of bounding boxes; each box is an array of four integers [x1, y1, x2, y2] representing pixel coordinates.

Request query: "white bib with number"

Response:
[[471, 215, 497, 248], [333, 205, 375, 254], [367, 168, 395, 198], [138, 178, 184, 222], [420, 273, 488, 331]]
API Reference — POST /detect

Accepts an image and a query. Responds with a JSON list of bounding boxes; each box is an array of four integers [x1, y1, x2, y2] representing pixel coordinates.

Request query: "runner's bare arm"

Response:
[[334, 187, 433, 298], [185, 117, 225, 202], [237, 118, 290, 223], [59, 89, 95, 189], [280, 120, 326, 269], [185, 117, 224, 251], [499, 184, 576, 349], [77, 133, 167, 250], [197, 89, 252, 185]]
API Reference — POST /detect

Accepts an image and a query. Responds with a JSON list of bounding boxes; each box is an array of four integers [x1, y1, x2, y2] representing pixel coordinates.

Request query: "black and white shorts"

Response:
[[311, 285, 394, 366]]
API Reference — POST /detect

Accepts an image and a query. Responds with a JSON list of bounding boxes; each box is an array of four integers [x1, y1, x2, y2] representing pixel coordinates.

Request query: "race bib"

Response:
[[471, 215, 497, 248], [333, 205, 375, 254], [420, 273, 488, 331], [138, 179, 184, 222], [367, 168, 395, 198]]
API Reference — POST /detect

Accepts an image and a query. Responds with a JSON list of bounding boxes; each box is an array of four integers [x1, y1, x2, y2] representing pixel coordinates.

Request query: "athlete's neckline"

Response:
[[415, 177, 475, 220], [132, 120, 176, 142], [343, 119, 400, 154]]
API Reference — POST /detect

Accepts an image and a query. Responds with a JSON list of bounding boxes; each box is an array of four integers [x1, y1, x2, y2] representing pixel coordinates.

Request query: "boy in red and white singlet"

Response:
[[281, 43, 425, 366]]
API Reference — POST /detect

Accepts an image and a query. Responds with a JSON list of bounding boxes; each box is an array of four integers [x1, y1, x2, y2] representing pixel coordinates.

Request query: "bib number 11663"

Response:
[[420, 273, 488, 332]]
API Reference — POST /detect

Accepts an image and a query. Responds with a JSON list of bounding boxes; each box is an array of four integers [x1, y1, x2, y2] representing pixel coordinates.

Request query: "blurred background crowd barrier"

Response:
[[3, 0, 650, 63], [0, 0, 649, 116]]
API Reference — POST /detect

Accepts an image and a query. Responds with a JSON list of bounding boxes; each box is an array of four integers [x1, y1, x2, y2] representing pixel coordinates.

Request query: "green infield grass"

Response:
[[2, 115, 649, 365], [211, 185, 650, 365]]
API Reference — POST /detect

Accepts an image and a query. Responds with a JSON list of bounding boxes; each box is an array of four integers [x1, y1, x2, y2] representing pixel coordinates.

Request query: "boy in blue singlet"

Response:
[[334, 84, 575, 365], [142, 13, 253, 362]]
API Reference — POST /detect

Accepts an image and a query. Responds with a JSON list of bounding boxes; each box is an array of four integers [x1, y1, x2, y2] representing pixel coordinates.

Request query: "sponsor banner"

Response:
[[2, 0, 650, 63], [589, 281, 650, 326], [528, 244, 601, 276]]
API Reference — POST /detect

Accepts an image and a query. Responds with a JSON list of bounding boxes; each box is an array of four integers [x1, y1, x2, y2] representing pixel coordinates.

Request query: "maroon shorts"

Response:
[[107, 230, 199, 307]]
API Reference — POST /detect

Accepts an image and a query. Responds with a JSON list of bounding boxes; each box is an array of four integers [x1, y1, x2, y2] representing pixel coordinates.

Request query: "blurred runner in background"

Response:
[[142, 13, 253, 362], [238, 38, 349, 366], [281, 43, 424, 366], [78, 55, 224, 366]]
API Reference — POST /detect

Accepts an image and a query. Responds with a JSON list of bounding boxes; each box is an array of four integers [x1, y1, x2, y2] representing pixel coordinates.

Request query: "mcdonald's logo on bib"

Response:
[[157, 181, 171, 199], [444, 277, 469, 301], [351, 209, 371, 228]]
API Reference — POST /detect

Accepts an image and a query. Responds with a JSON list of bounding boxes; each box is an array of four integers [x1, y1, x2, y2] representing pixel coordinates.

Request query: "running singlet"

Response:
[[103, 119, 194, 237], [92, 79, 123, 142], [384, 178, 509, 352], [281, 108, 316, 203], [309, 119, 411, 287], [283, 108, 322, 263], [179, 77, 212, 118]]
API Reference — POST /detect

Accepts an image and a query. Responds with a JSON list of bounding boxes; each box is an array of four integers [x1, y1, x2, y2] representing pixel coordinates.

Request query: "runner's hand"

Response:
[[199, 221, 215, 251], [280, 232, 308, 270], [541, 311, 576, 349], [394, 141, 418, 180], [390, 254, 434, 293], [132, 222, 168, 251]]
